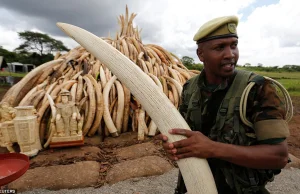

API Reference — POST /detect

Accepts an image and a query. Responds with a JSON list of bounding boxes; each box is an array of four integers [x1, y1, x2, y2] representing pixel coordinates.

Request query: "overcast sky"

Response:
[[0, 0, 299, 67]]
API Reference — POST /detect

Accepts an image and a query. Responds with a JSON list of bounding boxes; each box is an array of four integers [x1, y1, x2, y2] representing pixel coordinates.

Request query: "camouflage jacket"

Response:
[[179, 69, 289, 143], [177, 69, 290, 194]]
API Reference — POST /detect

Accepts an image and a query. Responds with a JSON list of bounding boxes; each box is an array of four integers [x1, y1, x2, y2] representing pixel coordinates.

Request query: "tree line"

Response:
[[0, 31, 69, 66], [181, 56, 300, 72]]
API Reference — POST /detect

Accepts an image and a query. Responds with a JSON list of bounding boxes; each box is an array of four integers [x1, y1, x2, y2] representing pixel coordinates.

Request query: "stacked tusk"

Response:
[[55, 21, 216, 194], [1, 7, 201, 152], [0, 8, 211, 193]]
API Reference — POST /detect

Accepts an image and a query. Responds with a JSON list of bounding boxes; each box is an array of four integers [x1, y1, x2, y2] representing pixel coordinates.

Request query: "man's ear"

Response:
[[196, 47, 204, 62]]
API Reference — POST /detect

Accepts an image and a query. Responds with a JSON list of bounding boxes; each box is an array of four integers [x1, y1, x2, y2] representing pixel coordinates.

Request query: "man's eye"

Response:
[[215, 46, 224, 51], [231, 43, 238, 48]]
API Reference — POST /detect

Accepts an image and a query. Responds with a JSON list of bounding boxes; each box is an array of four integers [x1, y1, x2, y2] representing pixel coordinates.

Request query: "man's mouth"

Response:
[[221, 63, 235, 71], [223, 63, 233, 67]]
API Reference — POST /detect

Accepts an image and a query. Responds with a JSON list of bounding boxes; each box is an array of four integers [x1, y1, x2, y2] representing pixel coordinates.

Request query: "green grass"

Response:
[[236, 69, 300, 96], [250, 71, 300, 79], [250, 71, 300, 96], [274, 79, 300, 96], [0, 71, 27, 77]]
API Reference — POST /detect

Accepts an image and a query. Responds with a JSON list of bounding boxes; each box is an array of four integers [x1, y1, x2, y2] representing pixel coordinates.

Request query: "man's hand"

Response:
[[156, 129, 289, 169], [156, 128, 216, 161]]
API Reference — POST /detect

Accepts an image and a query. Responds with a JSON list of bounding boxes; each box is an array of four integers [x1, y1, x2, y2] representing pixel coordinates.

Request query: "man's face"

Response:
[[197, 37, 239, 80], [62, 96, 69, 103]]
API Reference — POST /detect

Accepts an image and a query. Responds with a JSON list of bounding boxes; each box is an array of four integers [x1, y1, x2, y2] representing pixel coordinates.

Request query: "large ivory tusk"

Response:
[[103, 75, 119, 137], [86, 74, 104, 137], [19, 80, 48, 106], [82, 76, 96, 136], [3, 59, 63, 106], [57, 22, 217, 194], [115, 80, 125, 133], [44, 94, 57, 148]]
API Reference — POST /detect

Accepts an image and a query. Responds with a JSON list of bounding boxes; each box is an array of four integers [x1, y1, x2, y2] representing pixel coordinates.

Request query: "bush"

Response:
[[185, 64, 203, 71], [240, 65, 300, 72], [287, 87, 297, 92]]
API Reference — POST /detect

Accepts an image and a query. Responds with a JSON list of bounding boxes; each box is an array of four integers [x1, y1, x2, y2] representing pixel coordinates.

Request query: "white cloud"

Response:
[[0, 8, 26, 50], [236, 0, 300, 66], [0, 7, 78, 51], [0, 0, 299, 66], [143, 0, 256, 64], [0, 26, 21, 51], [136, 0, 300, 66]]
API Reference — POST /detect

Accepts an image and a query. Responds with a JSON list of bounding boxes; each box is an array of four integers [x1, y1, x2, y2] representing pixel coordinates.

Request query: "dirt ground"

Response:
[[287, 96, 300, 158], [1, 87, 300, 158]]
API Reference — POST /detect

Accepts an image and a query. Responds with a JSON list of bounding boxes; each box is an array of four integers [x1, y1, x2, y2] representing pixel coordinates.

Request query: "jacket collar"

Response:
[[197, 69, 237, 93]]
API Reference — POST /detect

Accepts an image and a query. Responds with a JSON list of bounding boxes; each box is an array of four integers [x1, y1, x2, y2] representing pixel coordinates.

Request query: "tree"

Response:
[[0, 45, 62, 66], [0, 46, 17, 62], [181, 56, 195, 66], [15, 31, 69, 55]]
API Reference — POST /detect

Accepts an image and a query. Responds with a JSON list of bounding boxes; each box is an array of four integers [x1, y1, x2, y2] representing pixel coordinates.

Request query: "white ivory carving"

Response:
[[49, 89, 83, 144], [13, 106, 42, 157], [0, 102, 17, 152], [0, 104, 42, 156]]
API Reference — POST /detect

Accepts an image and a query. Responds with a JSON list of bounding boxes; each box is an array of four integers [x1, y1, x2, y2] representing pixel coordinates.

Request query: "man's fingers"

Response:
[[162, 142, 174, 150], [166, 154, 178, 161], [165, 149, 176, 155], [172, 138, 192, 149], [155, 134, 168, 141], [169, 128, 194, 137], [175, 147, 190, 155], [176, 152, 193, 160]]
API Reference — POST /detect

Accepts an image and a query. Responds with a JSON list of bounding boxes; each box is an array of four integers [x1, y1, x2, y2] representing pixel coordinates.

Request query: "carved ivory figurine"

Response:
[[0, 102, 16, 152], [55, 89, 79, 137], [0, 102, 16, 122], [47, 89, 83, 147]]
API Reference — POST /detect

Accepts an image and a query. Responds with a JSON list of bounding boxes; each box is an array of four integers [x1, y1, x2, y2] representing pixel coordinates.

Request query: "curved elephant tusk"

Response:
[[115, 80, 125, 133], [102, 75, 119, 137], [57, 22, 217, 194], [87, 74, 104, 137], [44, 94, 57, 148], [82, 76, 96, 136]]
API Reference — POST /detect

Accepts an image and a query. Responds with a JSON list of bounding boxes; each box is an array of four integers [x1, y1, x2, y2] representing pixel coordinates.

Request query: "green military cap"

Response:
[[193, 15, 239, 44]]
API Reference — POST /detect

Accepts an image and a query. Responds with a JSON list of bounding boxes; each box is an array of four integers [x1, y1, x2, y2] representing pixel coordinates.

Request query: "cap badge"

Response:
[[227, 23, 236, 33]]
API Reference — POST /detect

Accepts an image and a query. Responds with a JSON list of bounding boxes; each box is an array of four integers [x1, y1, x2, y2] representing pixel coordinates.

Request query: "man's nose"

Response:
[[224, 47, 235, 59]]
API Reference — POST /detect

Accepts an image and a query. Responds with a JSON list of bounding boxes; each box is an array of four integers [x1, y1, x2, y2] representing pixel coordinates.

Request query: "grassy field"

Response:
[[0, 71, 27, 77], [237, 68, 300, 96]]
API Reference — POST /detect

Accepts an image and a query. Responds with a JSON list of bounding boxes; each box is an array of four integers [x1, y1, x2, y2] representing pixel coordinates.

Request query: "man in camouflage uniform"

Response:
[[157, 16, 290, 194]]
